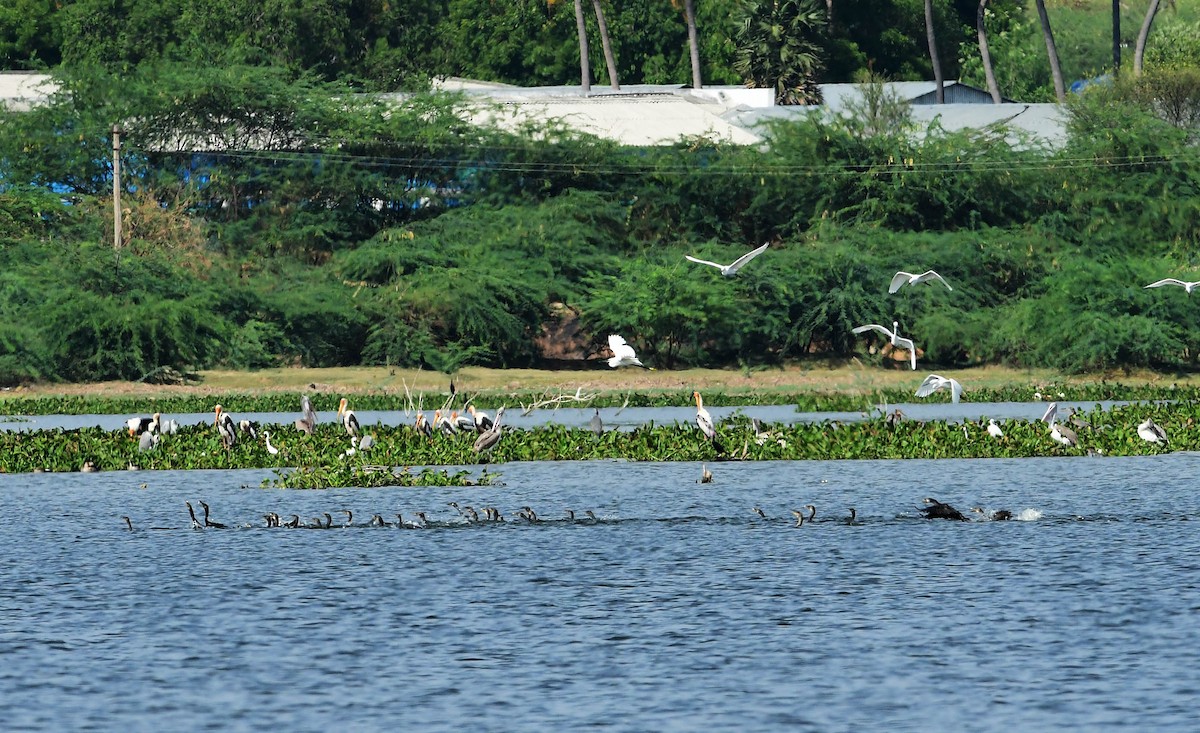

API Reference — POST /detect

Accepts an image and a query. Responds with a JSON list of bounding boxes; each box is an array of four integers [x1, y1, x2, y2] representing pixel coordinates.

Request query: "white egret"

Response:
[[915, 374, 962, 403], [1137, 418, 1168, 445], [1144, 278, 1200, 294], [889, 270, 953, 294], [851, 321, 917, 370], [986, 419, 1004, 439], [684, 240, 770, 277], [337, 398, 361, 438], [607, 334, 649, 369], [263, 430, 280, 456]]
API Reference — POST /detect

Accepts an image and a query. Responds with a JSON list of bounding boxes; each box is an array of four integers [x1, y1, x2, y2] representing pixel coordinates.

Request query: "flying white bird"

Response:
[[1144, 278, 1200, 294], [889, 270, 953, 294], [607, 334, 649, 369], [915, 374, 962, 403], [1137, 418, 1168, 445], [851, 321, 917, 370], [986, 419, 1004, 439], [684, 241, 771, 277]]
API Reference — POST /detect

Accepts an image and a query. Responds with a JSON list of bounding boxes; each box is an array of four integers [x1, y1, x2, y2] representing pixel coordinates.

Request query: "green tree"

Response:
[[0, 0, 61, 68], [733, 0, 826, 105]]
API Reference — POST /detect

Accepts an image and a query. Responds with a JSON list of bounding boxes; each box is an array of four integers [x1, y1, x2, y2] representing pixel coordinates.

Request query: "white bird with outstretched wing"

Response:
[[685, 241, 771, 277], [889, 270, 953, 294], [915, 374, 962, 404], [851, 321, 917, 370]]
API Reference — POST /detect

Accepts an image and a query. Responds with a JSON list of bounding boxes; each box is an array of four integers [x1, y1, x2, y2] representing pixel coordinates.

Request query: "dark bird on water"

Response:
[[971, 507, 1013, 521], [920, 497, 970, 521], [185, 501, 203, 530], [199, 501, 228, 528]]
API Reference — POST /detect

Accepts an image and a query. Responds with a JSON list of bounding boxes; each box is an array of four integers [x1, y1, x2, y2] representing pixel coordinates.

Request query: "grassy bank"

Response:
[[3, 363, 1195, 404]]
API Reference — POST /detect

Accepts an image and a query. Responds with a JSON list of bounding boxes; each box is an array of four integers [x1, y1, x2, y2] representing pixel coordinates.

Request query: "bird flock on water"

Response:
[[112, 243, 1185, 534], [123, 492, 1035, 532]]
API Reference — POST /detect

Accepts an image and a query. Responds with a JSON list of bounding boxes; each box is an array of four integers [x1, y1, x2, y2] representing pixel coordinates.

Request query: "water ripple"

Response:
[[1, 456, 1198, 731]]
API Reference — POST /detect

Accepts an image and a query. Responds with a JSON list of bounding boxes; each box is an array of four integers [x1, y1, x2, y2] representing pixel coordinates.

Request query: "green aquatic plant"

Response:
[[2, 400, 1198, 473], [263, 465, 495, 489], [2, 381, 1198, 417]]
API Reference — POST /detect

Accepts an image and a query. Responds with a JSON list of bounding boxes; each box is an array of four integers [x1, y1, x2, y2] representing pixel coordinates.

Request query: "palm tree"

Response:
[[734, 0, 826, 105], [1134, 0, 1163, 75], [592, 0, 620, 90], [977, 0, 1001, 103], [683, 0, 703, 89], [1033, 0, 1066, 102], [924, 0, 944, 103], [573, 0, 592, 92]]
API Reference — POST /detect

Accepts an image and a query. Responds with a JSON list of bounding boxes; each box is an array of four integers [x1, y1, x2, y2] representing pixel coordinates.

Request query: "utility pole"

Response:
[[112, 124, 122, 249], [1112, 0, 1120, 75]]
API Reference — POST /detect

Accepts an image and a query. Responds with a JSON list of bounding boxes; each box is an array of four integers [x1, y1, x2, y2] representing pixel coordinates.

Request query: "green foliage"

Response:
[[734, 0, 826, 105], [7, 400, 1200, 473], [581, 258, 745, 368]]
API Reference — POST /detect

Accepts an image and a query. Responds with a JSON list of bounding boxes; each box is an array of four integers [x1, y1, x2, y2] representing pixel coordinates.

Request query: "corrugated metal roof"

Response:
[[2, 73, 1065, 147], [471, 92, 765, 146]]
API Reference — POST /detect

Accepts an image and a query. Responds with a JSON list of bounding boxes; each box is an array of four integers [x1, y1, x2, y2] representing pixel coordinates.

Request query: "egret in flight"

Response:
[[607, 334, 650, 369], [1144, 278, 1200, 294], [851, 321, 917, 370], [915, 374, 962, 403], [684, 241, 770, 277], [889, 270, 953, 294]]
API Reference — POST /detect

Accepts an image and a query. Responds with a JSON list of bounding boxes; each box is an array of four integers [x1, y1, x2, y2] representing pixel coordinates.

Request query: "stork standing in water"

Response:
[[214, 405, 237, 449], [337, 398, 361, 438], [468, 405, 494, 433], [692, 391, 724, 453], [415, 411, 432, 438]]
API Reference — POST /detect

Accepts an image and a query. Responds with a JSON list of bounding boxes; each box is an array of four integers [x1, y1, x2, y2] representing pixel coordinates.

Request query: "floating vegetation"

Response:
[[0, 401, 1197, 473], [0, 381, 1194, 416], [263, 466, 495, 490]]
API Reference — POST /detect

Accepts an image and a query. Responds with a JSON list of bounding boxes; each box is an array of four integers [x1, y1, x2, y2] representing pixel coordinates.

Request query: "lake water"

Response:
[[0, 400, 1146, 433], [2, 455, 1198, 732]]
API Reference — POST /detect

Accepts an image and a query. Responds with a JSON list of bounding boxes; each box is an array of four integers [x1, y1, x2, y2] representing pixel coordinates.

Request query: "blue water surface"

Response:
[[1, 455, 1198, 732]]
